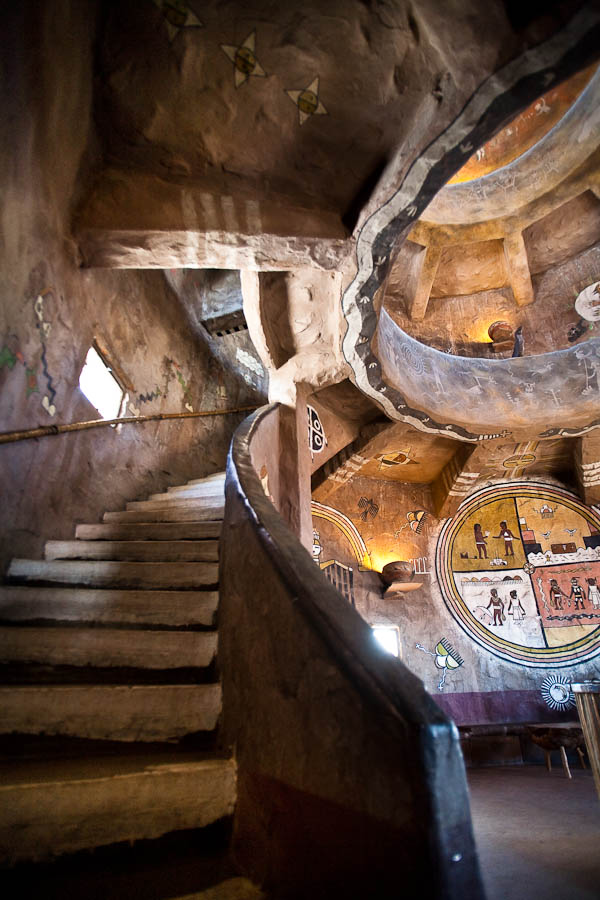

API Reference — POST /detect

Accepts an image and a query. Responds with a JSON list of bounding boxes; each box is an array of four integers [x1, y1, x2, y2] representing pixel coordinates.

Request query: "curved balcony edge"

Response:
[[375, 309, 600, 439], [218, 403, 485, 899]]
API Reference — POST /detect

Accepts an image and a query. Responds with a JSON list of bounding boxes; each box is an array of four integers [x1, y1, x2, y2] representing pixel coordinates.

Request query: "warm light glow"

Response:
[[474, 323, 494, 344], [369, 549, 413, 574]]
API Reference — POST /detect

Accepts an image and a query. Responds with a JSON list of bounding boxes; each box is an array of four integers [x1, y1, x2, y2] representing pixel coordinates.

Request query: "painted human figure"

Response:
[[495, 521, 516, 556], [507, 589, 525, 622], [569, 577, 586, 610], [549, 578, 566, 611], [473, 523, 488, 559], [487, 588, 505, 625], [587, 577, 600, 610]]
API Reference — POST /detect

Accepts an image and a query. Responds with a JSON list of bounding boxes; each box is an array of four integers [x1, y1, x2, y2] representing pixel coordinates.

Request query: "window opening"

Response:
[[372, 626, 401, 658], [79, 344, 127, 420]]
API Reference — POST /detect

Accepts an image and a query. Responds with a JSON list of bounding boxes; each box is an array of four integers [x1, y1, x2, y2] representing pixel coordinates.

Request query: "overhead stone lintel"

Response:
[[407, 244, 443, 321], [75, 168, 351, 271], [575, 432, 600, 506], [503, 230, 535, 307]]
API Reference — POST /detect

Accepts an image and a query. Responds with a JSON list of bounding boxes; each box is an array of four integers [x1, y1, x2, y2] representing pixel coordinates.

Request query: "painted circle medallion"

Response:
[[435, 482, 600, 667]]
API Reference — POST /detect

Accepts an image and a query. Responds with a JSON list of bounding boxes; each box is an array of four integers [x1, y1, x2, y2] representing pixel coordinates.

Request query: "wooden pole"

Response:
[[0, 406, 260, 445]]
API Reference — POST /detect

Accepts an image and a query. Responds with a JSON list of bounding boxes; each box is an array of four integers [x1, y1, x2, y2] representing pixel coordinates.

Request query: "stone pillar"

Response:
[[278, 384, 313, 553]]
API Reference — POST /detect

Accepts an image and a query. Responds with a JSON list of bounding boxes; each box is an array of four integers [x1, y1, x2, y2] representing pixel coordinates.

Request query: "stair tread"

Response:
[[104, 508, 224, 523], [0, 751, 233, 786], [0, 627, 217, 669], [75, 522, 222, 540], [7, 559, 219, 589], [183, 474, 226, 487], [0, 684, 221, 742], [0, 587, 218, 626], [45, 540, 219, 562], [126, 497, 225, 511], [175, 877, 266, 900], [149, 486, 225, 499], [0, 753, 236, 864]]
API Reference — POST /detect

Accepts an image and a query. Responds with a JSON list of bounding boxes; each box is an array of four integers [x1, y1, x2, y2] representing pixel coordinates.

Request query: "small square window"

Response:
[[372, 626, 401, 658], [79, 345, 126, 420]]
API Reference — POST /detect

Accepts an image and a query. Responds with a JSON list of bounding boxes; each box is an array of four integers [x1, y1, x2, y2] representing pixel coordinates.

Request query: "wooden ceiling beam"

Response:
[[503, 230, 535, 307]]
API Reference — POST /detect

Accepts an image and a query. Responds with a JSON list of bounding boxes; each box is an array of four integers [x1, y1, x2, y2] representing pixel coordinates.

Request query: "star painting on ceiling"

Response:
[[152, 0, 203, 42], [286, 77, 328, 125], [220, 31, 266, 88]]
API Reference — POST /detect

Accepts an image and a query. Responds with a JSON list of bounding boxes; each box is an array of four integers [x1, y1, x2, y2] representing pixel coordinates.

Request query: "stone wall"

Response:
[[0, 1, 262, 572]]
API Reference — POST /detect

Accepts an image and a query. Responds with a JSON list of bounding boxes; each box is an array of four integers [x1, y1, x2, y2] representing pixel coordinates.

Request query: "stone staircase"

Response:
[[0, 472, 258, 896]]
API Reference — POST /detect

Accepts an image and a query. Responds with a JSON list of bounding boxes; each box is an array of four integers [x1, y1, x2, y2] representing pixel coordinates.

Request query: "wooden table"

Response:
[[526, 722, 586, 779]]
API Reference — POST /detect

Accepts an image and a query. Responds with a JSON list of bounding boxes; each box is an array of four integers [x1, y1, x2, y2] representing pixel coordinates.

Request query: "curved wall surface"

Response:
[[422, 67, 600, 225], [377, 308, 600, 437]]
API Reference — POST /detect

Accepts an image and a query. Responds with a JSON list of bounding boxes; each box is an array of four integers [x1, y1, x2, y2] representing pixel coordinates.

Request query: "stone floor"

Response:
[[468, 766, 600, 900]]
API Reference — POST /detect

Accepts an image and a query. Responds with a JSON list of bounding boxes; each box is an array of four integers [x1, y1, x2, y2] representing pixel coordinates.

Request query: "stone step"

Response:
[[104, 507, 224, 523], [45, 540, 219, 563], [148, 485, 225, 501], [75, 522, 222, 541], [0, 754, 236, 865], [182, 473, 226, 488], [126, 497, 225, 512], [0, 627, 217, 669], [0, 587, 218, 627], [7, 559, 218, 589], [177, 877, 266, 899], [0, 683, 221, 742]]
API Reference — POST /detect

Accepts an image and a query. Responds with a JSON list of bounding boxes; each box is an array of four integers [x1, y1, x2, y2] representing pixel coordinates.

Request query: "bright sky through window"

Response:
[[372, 626, 400, 658], [79, 346, 124, 420]]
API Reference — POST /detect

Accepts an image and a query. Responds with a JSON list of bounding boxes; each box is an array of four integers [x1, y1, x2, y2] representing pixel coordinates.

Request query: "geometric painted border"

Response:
[[311, 501, 371, 568], [435, 481, 600, 668]]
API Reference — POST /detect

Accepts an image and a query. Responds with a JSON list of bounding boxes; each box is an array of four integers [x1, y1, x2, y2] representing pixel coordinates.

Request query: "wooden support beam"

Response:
[[431, 443, 481, 519], [503, 230, 535, 307], [575, 432, 600, 506], [407, 244, 442, 321], [75, 168, 351, 271]]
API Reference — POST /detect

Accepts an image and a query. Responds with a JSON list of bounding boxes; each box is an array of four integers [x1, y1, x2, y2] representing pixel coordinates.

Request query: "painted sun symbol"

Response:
[[152, 0, 203, 42], [220, 31, 266, 88], [540, 675, 575, 711], [285, 76, 328, 125]]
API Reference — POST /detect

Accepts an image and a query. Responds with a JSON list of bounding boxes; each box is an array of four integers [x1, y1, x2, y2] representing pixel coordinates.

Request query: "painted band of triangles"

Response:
[[435, 482, 600, 667]]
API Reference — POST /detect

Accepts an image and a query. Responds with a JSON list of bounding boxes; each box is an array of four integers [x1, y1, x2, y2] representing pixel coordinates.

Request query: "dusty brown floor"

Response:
[[468, 766, 600, 900]]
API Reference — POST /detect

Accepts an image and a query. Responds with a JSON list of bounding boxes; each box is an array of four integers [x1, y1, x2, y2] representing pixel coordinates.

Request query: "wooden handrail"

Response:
[[0, 406, 260, 445], [219, 404, 485, 898]]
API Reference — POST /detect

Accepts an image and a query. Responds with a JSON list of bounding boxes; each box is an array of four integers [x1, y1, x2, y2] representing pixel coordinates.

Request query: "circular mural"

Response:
[[435, 482, 600, 668]]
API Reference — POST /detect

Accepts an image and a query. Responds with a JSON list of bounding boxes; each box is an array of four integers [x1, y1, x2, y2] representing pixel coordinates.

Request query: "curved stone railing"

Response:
[[376, 308, 600, 439], [219, 404, 485, 899]]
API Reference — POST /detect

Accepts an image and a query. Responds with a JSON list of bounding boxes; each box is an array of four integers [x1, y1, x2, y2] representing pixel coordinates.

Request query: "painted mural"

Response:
[[436, 482, 600, 667], [340, 14, 600, 440], [152, 0, 202, 42], [415, 637, 465, 691], [307, 405, 327, 460], [286, 77, 328, 126], [220, 31, 266, 88]]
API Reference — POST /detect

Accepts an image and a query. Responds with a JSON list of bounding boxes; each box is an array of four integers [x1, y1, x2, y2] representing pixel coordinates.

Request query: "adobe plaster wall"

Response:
[[0, 1, 262, 573], [312, 474, 600, 726]]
